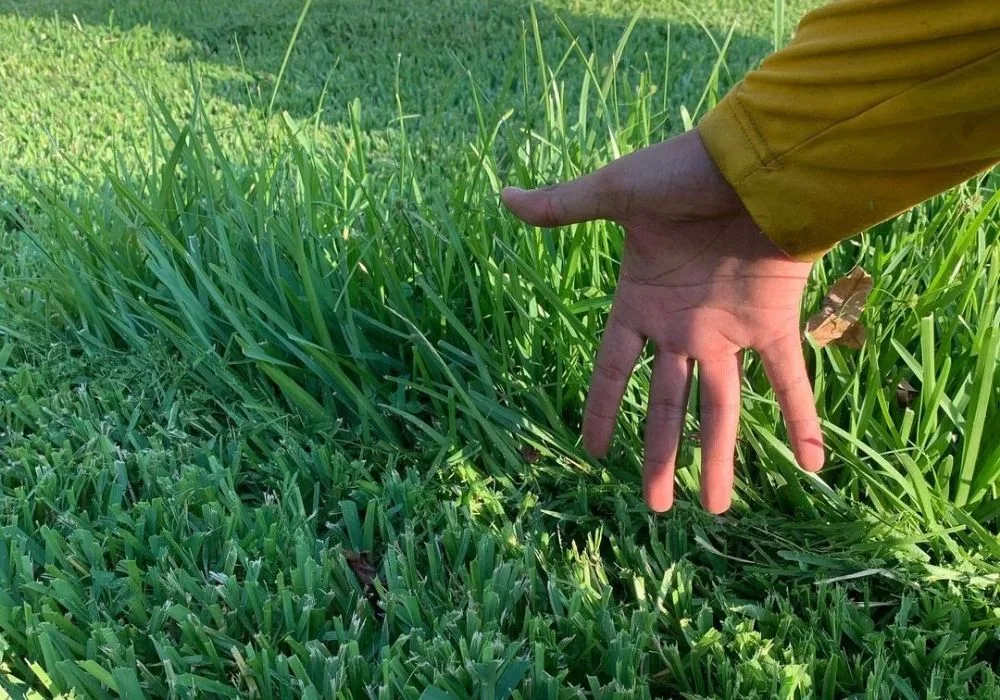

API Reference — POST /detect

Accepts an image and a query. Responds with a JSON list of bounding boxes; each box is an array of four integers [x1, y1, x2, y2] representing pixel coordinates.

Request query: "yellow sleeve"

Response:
[[697, 0, 1000, 261]]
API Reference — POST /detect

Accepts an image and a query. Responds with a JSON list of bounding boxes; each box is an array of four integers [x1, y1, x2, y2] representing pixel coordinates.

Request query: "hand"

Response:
[[501, 130, 824, 513]]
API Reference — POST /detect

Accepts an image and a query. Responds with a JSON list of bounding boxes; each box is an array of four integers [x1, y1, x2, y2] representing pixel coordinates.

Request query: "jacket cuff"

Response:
[[697, 90, 829, 262]]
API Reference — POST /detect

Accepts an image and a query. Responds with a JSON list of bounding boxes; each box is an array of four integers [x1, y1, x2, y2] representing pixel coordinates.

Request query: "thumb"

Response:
[[501, 168, 616, 227]]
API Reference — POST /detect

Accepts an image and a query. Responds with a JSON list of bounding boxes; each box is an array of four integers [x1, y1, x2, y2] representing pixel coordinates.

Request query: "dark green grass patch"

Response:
[[1, 344, 999, 698]]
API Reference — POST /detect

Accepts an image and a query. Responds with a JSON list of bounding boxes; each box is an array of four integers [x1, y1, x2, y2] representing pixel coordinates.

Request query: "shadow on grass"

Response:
[[0, 0, 773, 135]]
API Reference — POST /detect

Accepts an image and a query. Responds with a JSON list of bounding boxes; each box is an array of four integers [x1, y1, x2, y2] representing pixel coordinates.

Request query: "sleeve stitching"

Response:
[[745, 47, 1000, 176]]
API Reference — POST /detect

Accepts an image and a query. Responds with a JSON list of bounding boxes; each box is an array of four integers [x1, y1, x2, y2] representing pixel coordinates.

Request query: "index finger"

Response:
[[582, 311, 645, 458]]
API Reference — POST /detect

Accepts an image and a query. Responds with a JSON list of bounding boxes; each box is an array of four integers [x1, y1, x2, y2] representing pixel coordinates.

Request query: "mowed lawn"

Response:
[[1, 0, 999, 698]]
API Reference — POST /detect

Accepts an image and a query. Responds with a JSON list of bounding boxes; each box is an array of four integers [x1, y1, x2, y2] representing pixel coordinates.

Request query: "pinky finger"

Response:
[[759, 333, 825, 472]]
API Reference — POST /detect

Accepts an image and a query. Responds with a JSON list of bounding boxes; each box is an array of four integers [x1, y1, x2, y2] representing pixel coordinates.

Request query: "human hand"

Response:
[[501, 130, 825, 513]]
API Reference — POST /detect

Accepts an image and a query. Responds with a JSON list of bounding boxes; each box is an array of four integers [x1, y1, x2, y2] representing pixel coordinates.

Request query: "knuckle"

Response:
[[585, 403, 619, 420], [541, 195, 561, 227], [593, 165, 618, 196], [647, 400, 686, 422], [773, 372, 810, 395], [598, 166, 630, 219], [643, 457, 674, 475], [784, 413, 819, 427], [593, 361, 630, 383], [700, 398, 738, 414]]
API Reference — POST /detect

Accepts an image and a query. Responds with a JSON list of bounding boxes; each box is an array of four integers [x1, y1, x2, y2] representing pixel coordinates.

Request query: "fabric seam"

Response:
[[742, 47, 1000, 179]]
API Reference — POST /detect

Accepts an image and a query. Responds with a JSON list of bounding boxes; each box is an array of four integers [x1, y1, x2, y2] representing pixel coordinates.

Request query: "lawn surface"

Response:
[[1, 1, 999, 698]]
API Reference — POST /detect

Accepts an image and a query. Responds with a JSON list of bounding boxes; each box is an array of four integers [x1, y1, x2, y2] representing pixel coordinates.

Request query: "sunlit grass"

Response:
[[0, 0, 998, 697]]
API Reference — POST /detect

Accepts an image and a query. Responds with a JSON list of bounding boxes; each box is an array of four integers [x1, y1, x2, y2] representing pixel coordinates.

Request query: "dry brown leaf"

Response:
[[806, 266, 873, 349], [896, 379, 919, 408]]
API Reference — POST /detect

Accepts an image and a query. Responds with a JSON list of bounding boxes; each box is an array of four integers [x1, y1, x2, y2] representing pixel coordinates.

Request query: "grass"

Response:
[[0, 0, 817, 189], [0, 0, 999, 697]]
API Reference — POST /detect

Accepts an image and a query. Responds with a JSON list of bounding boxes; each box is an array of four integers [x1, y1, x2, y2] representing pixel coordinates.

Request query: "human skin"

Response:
[[501, 129, 825, 514]]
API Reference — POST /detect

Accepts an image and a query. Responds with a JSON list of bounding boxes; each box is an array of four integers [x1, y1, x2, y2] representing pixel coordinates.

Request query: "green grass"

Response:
[[1, 0, 999, 697], [0, 0, 816, 189]]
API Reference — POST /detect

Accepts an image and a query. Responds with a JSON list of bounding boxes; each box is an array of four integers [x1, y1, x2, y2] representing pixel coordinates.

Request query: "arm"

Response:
[[502, 0, 1000, 513], [700, 0, 1000, 260]]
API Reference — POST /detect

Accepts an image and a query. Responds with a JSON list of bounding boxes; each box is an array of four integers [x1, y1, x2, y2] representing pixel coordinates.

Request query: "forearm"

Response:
[[698, 0, 1000, 261]]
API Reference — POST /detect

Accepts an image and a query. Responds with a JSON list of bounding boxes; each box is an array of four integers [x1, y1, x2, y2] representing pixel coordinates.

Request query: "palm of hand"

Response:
[[503, 130, 824, 513]]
